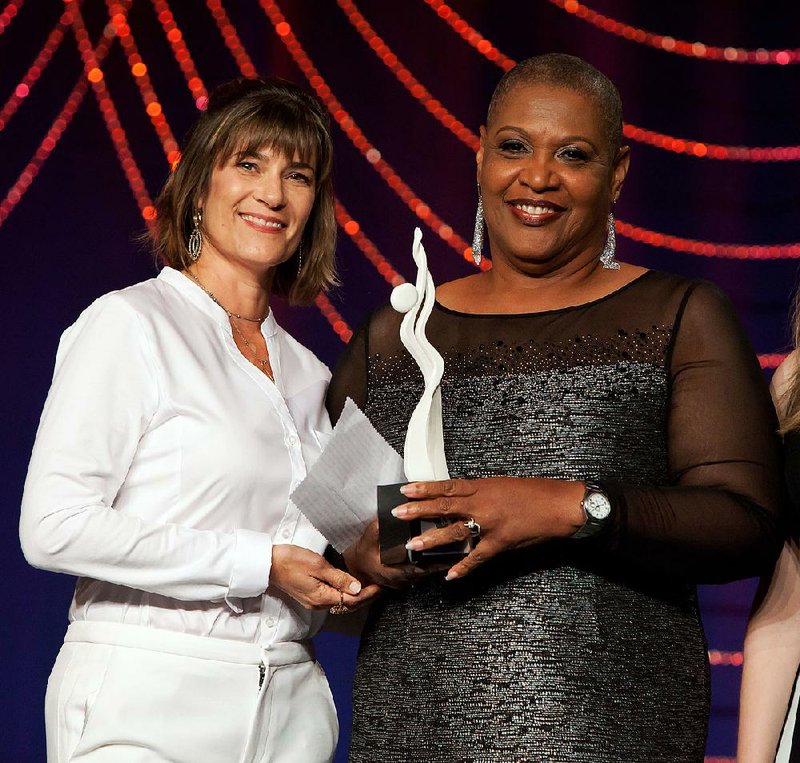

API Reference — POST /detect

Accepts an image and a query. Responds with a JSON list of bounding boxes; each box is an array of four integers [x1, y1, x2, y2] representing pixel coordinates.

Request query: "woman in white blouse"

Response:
[[20, 77, 377, 763]]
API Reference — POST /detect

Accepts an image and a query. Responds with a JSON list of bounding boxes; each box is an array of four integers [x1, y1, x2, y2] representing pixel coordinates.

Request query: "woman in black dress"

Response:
[[330, 54, 785, 762]]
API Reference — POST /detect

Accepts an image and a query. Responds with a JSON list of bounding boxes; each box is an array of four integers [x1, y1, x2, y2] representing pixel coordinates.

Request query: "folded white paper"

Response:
[[290, 397, 405, 553]]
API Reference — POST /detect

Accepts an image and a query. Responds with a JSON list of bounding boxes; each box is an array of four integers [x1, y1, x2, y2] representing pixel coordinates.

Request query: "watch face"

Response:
[[585, 492, 611, 520]]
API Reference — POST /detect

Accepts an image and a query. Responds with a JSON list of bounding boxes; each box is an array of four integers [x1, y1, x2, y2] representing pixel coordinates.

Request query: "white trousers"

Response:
[[45, 622, 338, 763]]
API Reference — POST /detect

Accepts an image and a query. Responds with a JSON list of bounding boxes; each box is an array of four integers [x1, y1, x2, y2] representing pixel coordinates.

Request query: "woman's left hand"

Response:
[[393, 477, 585, 580]]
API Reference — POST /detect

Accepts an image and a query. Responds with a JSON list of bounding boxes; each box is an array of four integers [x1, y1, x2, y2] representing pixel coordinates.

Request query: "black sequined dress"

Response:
[[327, 271, 784, 763]]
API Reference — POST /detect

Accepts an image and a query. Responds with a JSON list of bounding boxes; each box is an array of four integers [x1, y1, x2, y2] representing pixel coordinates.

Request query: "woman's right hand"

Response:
[[270, 544, 381, 610], [344, 519, 437, 589]]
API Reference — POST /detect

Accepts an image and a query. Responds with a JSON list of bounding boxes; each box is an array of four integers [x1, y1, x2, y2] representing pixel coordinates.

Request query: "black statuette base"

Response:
[[377, 482, 471, 566]]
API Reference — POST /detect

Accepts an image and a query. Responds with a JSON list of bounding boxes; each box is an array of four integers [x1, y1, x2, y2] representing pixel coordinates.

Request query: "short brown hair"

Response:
[[487, 53, 624, 159], [150, 77, 337, 305]]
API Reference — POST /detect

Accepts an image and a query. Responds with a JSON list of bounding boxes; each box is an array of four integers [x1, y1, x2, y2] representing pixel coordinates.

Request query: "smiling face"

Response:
[[477, 83, 629, 273], [199, 144, 317, 276]]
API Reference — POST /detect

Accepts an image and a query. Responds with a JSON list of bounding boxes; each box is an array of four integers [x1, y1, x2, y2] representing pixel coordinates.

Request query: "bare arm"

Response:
[[739, 353, 800, 762]]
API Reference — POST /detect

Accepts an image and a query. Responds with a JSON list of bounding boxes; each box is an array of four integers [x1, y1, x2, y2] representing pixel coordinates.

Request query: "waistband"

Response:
[[65, 621, 314, 667]]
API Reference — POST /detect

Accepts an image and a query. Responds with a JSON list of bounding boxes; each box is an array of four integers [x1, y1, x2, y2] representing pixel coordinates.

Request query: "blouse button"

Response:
[[286, 434, 298, 447], [266, 618, 276, 628], [281, 528, 291, 539]]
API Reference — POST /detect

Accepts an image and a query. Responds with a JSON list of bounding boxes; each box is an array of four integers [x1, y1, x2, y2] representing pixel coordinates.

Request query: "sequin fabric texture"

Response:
[[331, 271, 781, 763]]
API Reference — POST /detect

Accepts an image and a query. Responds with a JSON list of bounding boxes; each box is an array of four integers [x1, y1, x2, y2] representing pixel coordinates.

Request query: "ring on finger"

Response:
[[463, 518, 481, 539], [329, 590, 349, 615]]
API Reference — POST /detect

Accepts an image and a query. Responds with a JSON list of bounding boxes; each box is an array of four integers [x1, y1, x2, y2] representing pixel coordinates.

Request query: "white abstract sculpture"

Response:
[[390, 228, 450, 482]]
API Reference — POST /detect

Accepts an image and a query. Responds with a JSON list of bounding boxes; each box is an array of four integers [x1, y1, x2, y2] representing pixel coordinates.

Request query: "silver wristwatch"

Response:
[[572, 481, 612, 539]]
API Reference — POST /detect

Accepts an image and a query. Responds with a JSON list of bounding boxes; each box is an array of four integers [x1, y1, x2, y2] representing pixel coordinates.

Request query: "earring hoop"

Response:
[[187, 208, 203, 262], [296, 241, 303, 277]]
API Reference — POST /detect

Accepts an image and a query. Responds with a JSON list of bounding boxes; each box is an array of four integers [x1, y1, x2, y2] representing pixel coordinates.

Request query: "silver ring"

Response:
[[463, 518, 481, 539]]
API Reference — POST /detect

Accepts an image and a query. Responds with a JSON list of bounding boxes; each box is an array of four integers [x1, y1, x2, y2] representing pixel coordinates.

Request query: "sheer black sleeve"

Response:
[[600, 282, 787, 582], [327, 315, 370, 425]]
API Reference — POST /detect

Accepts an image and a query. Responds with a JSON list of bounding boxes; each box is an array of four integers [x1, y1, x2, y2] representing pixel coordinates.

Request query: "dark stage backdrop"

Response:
[[3, 1, 799, 760]]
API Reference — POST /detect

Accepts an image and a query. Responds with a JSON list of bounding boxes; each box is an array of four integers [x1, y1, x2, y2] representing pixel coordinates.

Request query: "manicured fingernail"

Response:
[[445, 570, 459, 581], [391, 507, 409, 518], [405, 539, 423, 551], [399, 484, 416, 496], [348, 581, 362, 594]]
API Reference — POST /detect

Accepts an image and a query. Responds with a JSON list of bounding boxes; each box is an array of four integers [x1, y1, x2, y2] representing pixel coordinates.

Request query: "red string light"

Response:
[[315, 292, 353, 342], [616, 220, 800, 260], [0, 0, 23, 38], [105, 2, 179, 165], [0, 1, 130, 228], [550, 0, 799, 65], [759, 353, 786, 370], [150, 0, 208, 110], [204, 0, 257, 79], [424, 0, 800, 163], [335, 0, 477, 152], [0, 5, 74, 134], [70, 2, 155, 225], [707, 649, 744, 666], [259, 0, 490, 270], [335, 199, 405, 287]]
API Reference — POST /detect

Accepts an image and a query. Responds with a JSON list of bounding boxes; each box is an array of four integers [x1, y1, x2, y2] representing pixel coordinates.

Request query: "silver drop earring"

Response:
[[600, 211, 619, 270], [187, 208, 203, 262], [296, 242, 303, 277], [471, 185, 484, 266]]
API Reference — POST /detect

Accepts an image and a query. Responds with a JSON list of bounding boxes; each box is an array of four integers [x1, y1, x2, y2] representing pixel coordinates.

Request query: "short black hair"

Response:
[[487, 53, 623, 158]]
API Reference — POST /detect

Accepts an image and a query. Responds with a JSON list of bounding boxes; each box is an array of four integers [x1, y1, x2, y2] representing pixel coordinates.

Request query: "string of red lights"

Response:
[[334, 199, 405, 287], [0, 0, 23, 38], [106, 2, 180, 166], [423, 0, 800, 163], [549, 0, 799, 65], [258, 0, 487, 271], [70, 2, 155, 225], [335, 0, 477, 152], [204, 0, 257, 79], [0, 5, 74, 134], [0, 1, 131, 228], [334, 0, 800, 260], [150, 0, 208, 110]]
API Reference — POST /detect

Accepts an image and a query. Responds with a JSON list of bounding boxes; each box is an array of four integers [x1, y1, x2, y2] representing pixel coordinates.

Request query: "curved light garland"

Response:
[[151, 0, 207, 109], [424, 0, 800, 162], [549, 0, 800, 65], [0, 5, 74, 133], [205, 0, 257, 79], [106, 2, 179, 165], [0, 0, 23, 38], [0, 1, 128, 228], [71, 2, 155, 224]]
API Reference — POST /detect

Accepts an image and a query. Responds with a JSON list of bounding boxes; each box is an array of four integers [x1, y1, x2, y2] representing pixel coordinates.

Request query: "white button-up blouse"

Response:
[[20, 267, 332, 646]]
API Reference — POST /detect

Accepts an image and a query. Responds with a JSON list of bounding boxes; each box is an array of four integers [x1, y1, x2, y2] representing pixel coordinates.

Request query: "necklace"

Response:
[[187, 269, 274, 380], [187, 268, 268, 323]]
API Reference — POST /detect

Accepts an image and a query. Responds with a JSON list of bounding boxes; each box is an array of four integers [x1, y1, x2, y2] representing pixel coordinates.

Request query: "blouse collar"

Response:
[[158, 266, 278, 338]]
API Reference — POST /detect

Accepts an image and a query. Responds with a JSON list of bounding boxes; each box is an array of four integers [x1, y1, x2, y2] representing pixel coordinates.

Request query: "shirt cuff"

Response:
[[225, 529, 272, 613]]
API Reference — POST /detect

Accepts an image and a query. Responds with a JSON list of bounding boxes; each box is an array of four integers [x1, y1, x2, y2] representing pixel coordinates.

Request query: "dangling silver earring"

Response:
[[600, 211, 619, 270], [187, 208, 203, 262], [296, 242, 303, 277], [471, 184, 484, 266]]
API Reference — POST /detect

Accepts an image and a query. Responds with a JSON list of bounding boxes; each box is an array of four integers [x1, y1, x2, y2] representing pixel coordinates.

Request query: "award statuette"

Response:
[[377, 229, 471, 565]]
